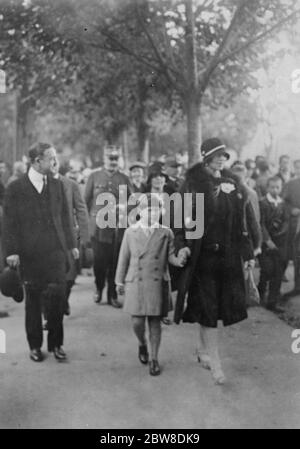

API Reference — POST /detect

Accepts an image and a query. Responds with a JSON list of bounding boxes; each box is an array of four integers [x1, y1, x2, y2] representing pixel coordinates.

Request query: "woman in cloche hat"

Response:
[[174, 138, 255, 385]]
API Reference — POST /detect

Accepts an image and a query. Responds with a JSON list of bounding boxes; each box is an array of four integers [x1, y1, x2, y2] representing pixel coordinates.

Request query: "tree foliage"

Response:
[[0, 0, 299, 163]]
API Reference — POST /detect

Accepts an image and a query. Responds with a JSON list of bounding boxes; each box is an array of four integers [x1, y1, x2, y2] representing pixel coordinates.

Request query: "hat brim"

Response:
[[203, 148, 230, 161], [129, 164, 145, 171]]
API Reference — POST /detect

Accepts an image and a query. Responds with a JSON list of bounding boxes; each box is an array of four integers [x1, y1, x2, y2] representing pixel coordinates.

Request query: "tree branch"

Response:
[[94, 28, 163, 74], [200, 0, 248, 91], [134, 0, 181, 91], [194, 0, 214, 19], [184, 0, 199, 93], [156, 4, 181, 77], [217, 9, 300, 66]]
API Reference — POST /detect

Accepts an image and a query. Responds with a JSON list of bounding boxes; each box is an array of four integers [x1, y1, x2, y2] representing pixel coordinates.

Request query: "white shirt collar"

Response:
[[28, 166, 47, 193], [266, 193, 283, 207]]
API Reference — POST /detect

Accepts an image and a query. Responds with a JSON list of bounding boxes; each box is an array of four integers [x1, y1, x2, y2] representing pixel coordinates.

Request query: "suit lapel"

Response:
[[48, 177, 58, 221], [23, 173, 37, 195]]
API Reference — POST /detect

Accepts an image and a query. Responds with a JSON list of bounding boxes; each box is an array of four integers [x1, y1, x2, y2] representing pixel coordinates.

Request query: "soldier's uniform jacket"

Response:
[[85, 167, 132, 243]]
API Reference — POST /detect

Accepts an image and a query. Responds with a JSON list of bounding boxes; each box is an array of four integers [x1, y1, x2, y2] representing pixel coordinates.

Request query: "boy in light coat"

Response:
[[115, 193, 185, 376]]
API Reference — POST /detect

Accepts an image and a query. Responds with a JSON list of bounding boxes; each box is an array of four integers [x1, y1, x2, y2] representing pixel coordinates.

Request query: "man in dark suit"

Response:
[[3, 143, 78, 362], [283, 159, 300, 298]]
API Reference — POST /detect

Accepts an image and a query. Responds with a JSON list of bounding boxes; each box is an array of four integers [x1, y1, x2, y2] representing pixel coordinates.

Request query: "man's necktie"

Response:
[[41, 176, 47, 194]]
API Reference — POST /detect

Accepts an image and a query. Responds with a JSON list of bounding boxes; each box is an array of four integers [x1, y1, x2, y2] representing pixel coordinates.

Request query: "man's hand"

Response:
[[177, 247, 191, 265], [266, 239, 277, 251], [116, 284, 125, 296], [6, 255, 20, 268], [71, 248, 80, 260]]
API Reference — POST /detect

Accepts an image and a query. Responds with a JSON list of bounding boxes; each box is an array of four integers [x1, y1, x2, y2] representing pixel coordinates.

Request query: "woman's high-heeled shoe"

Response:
[[211, 364, 226, 385], [138, 344, 149, 365], [197, 353, 211, 370], [149, 359, 161, 376]]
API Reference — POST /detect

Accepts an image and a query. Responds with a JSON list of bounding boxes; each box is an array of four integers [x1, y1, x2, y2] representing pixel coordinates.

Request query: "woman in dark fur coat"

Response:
[[174, 138, 254, 385]]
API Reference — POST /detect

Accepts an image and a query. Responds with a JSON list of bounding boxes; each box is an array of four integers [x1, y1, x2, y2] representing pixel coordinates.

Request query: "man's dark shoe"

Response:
[[109, 297, 122, 308], [53, 347, 67, 361], [94, 291, 102, 304], [30, 348, 44, 362]]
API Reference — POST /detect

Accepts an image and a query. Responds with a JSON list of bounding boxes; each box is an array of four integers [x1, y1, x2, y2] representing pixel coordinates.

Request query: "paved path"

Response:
[[0, 275, 300, 429]]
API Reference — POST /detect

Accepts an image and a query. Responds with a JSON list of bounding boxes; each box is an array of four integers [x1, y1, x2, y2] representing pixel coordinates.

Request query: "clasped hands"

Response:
[[177, 247, 191, 267]]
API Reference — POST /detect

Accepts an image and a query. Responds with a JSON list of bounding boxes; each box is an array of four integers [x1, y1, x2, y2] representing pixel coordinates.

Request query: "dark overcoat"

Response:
[[2, 174, 76, 263], [173, 164, 254, 324]]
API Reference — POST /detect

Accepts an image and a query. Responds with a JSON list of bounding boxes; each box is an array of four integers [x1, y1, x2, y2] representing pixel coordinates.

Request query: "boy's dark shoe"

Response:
[[30, 348, 44, 362]]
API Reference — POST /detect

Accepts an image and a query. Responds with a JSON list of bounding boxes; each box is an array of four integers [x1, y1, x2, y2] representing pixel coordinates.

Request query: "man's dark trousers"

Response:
[[24, 250, 66, 351], [92, 230, 124, 301]]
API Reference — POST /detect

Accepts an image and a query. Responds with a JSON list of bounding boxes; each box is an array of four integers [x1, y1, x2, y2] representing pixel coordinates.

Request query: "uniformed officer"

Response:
[[85, 146, 132, 307]]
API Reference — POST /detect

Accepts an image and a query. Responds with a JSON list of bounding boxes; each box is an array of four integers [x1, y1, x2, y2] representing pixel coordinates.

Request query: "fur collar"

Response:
[[183, 163, 250, 206], [185, 163, 238, 187]]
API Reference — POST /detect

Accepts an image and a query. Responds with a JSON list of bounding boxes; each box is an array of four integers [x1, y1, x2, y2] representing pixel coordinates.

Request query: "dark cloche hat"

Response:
[[201, 138, 230, 161], [147, 164, 169, 185], [0, 267, 24, 303]]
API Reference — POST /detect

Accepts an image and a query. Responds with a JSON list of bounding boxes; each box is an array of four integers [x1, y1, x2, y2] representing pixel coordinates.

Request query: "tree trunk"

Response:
[[122, 129, 129, 171], [184, 0, 202, 165], [135, 78, 150, 162], [136, 118, 150, 163], [186, 95, 202, 165], [17, 112, 28, 160], [141, 137, 149, 164], [17, 99, 36, 160]]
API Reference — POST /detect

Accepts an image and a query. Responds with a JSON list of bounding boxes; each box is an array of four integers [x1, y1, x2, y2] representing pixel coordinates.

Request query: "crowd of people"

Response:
[[0, 139, 300, 386]]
